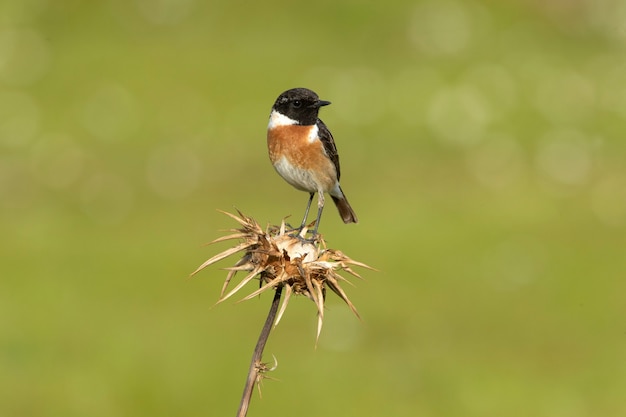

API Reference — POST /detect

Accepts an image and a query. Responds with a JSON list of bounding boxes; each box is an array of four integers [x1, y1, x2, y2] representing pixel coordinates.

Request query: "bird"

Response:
[[267, 87, 357, 236]]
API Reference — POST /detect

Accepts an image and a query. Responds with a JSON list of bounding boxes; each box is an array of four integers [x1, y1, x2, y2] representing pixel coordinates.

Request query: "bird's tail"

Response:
[[331, 187, 358, 224]]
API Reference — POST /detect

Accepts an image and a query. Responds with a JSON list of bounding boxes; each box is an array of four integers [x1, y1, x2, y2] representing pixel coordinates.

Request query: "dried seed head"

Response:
[[191, 210, 373, 341]]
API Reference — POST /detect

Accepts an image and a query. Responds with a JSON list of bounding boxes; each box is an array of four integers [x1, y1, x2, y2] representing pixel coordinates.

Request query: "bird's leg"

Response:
[[296, 192, 315, 232], [311, 192, 325, 237]]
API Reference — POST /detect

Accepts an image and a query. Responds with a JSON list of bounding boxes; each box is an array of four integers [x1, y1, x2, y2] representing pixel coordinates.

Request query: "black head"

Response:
[[271, 88, 331, 125]]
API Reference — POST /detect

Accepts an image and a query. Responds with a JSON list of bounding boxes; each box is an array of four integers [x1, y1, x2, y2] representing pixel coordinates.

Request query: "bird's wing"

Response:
[[317, 119, 341, 180]]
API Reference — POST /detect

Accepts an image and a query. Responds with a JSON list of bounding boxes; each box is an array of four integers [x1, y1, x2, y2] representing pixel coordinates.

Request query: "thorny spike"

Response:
[[274, 284, 292, 327], [240, 275, 284, 302], [329, 271, 357, 287], [217, 209, 251, 226], [326, 279, 361, 320], [208, 232, 250, 245], [219, 267, 267, 303], [312, 279, 325, 343], [190, 241, 254, 276], [222, 264, 255, 272], [220, 258, 253, 297]]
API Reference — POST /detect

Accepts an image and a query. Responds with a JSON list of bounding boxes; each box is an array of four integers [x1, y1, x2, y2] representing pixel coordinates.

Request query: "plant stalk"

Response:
[[236, 285, 283, 417]]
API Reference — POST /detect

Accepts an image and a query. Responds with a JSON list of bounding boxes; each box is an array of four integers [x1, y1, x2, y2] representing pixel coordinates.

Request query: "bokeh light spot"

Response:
[[463, 64, 518, 117], [408, 0, 472, 56], [533, 69, 596, 124], [588, 0, 626, 43], [536, 129, 592, 186], [428, 85, 491, 147]]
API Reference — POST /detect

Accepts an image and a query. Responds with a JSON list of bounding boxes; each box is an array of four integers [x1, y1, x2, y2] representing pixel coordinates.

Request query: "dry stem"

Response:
[[237, 285, 283, 417]]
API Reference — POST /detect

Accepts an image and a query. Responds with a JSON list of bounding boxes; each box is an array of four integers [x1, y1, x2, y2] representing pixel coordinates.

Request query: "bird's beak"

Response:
[[312, 100, 331, 108]]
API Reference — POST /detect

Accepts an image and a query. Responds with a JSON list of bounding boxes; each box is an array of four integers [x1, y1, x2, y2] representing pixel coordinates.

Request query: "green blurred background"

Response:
[[2, 0, 626, 416]]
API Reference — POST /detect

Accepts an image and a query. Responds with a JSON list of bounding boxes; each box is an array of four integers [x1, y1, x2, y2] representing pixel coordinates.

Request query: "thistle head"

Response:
[[192, 210, 372, 341]]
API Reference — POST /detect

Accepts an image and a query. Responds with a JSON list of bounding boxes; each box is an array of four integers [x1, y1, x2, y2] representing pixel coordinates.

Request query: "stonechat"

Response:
[[267, 87, 357, 235]]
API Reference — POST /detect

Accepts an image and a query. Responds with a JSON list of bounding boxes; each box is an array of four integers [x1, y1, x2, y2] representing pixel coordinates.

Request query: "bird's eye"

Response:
[[292, 100, 302, 108]]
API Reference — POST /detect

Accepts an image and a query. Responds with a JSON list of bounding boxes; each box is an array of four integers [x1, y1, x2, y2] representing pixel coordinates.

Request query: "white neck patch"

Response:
[[268, 110, 298, 129], [307, 123, 319, 143]]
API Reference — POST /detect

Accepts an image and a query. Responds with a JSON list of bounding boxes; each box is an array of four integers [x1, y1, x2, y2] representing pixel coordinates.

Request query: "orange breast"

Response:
[[267, 125, 338, 192], [267, 125, 324, 169]]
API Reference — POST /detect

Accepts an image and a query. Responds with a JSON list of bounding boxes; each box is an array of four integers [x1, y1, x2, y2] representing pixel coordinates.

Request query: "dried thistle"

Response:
[[191, 210, 372, 417], [192, 209, 371, 340]]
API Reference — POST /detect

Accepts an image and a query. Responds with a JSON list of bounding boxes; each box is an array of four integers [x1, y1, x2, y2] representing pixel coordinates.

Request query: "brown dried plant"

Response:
[[191, 210, 370, 339], [191, 210, 372, 417]]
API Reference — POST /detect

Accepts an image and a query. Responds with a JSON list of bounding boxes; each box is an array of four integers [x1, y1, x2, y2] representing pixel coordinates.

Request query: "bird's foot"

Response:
[[287, 223, 320, 243]]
